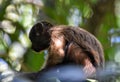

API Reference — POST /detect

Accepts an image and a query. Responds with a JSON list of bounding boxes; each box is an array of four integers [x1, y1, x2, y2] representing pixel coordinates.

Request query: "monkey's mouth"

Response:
[[32, 48, 40, 52], [31, 46, 41, 52]]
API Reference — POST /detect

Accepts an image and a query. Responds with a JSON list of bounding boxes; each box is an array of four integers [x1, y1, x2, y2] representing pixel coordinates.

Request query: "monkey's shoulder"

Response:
[[50, 25, 97, 41], [50, 25, 92, 35]]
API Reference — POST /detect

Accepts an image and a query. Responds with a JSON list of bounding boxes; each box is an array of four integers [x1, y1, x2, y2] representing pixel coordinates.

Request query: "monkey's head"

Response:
[[29, 21, 53, 52]]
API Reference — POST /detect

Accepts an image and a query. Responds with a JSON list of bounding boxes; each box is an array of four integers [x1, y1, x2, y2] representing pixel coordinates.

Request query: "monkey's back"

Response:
[[50, 25, 104, 68]]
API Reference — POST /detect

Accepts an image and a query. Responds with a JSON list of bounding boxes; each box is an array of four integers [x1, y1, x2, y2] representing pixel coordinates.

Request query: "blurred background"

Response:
[[0, 0, 120, 78]]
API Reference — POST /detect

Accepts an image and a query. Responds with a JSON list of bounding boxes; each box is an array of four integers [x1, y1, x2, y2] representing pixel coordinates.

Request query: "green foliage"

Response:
[[0, 0, 120, 75], [23, 50, 44, 71], [0, 0, 40, 71]]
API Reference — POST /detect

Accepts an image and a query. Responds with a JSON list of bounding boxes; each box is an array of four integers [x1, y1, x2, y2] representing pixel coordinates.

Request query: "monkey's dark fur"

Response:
[[29, 21, 104, 77]]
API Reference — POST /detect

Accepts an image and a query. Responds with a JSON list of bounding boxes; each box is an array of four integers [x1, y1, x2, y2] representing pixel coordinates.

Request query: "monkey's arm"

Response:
[[45, 34, 66, 68]]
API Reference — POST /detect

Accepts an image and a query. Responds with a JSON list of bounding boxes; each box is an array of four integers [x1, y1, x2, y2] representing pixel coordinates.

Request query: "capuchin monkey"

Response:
[[29, 21, 104, 77]]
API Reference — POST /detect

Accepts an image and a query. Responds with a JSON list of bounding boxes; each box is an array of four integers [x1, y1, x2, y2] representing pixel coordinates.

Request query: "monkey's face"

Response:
[[29, 21, 53, 52]]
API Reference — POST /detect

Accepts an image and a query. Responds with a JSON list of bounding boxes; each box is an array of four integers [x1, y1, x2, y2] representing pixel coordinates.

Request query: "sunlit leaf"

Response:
[[23, 49, 45, 71]]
